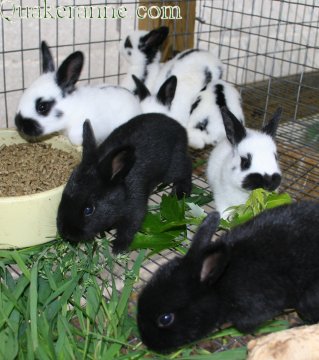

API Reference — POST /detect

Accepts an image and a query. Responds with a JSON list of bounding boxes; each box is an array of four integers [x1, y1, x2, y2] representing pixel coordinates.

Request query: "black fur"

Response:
[[35, 98, 56, 116], [130, 26, 169, 93], [14, 112, 43, 137], [195, 118, 209, 132], [132, 68, 149, 95], [262, 107, 282, 138], [177, 48, 200, 60], [57, 114, 192, 254], [41, 41, 55, 73], [139, 26, 169, 64], [132, 75, 151, 101], [137, 201, 319, 353], [124, 36, 133, 49], [201, 67, 212, 91], [141, 67, 148, 83], [156, 76, 177, 108], [41, 41, 84, 93], [214, 84, 226, 108], [240, 153, 252, 171], [221, 106, 247, 145], [190, 96, 201, 115], [242, 172, 282, 191], [133, 75, 177, 110], [56, 51, 84, 95]]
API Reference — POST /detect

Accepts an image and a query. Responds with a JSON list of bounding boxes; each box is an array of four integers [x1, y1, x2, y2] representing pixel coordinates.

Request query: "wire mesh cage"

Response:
[[0, 0, 319, 357], [193, 0, 319, 201]]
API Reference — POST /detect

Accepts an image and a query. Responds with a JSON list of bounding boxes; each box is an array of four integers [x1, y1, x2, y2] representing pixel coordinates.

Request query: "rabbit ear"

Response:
[[221, 106, 246, 146], [56, 51, 84, 94], [124, 36, 133, 49], [98, 146, 136, 183], [41, 41, 55, 73], [132, 75, 151, 101], [262, 107, 282, 138], [186, 212, 220, 259], [82, 120, 97, 164], [199, 242, 230, 283], [157, 76, 177, 108], [140, 26, 169, 50]]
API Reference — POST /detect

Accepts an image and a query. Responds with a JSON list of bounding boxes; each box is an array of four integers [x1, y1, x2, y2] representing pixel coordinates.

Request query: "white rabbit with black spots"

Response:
[[132, 51, 223, 126], [187, 79, 245, 149], [207, 107, 282, 218], [120, 26, 223, 102], [15, 41, 141, 145], [120, 26, 169, 93]]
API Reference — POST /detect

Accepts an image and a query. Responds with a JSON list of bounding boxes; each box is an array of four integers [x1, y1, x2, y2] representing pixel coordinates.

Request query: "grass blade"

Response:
[[30, 262, 39, 351]]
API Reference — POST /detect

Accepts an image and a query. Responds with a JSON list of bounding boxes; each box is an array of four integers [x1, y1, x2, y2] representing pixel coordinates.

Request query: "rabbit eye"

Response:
[[157, 313, 175, 328], [83, 206, 95, 217], [240, 153, 252, 171], [36, 98, 55, 116]]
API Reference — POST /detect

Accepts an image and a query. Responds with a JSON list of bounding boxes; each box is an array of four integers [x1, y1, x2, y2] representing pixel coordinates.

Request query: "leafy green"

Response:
[[130, 194, 207, 253], [219, 189, 292, 230], [186, 184, 213, 206]]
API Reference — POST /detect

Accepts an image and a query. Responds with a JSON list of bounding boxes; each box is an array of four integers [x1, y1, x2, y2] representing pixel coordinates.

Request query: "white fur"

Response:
[[138, 78, 195, 126], [207, 130, 281, 218], [154, 49, 223, 92], [187, 80, 245, 149], [17, 73, 141, 146], [139, 95, 170, 117], [140, 49, 224, 127], [120, 30, 162, 92]]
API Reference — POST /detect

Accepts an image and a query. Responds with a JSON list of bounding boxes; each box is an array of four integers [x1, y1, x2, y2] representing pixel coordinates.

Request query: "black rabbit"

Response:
[[57, 114, 192, 253], [137, 201, 319, 353]]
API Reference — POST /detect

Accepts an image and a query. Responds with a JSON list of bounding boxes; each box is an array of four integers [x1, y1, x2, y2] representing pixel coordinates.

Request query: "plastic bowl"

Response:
[[0, 129, 81, 249]]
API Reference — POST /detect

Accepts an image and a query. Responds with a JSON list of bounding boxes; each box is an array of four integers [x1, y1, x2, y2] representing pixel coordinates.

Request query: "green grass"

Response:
[[0, 187, 291, 359], [1, 239, 150, 359]]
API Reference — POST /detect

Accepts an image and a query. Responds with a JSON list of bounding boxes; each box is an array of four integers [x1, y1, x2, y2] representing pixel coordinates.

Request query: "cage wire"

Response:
[[194, 0, 319, 201], [1, 0, 319, 355]]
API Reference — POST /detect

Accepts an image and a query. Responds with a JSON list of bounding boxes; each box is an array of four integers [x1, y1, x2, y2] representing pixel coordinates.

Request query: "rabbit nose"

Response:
[[263, 173, 282, 191], [15, 112, 43, 137]]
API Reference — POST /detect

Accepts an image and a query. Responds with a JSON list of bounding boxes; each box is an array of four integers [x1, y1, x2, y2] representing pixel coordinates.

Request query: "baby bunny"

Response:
[[133, 49, 224, 128], [132, 74, 179, 119], [15, 41, 141, 145], [57, 114, 192, 254], [207, 106, 282, 217], [187, 79, 245, 149], [137, 201, 319, 353], [120, 26, 169, 93]]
